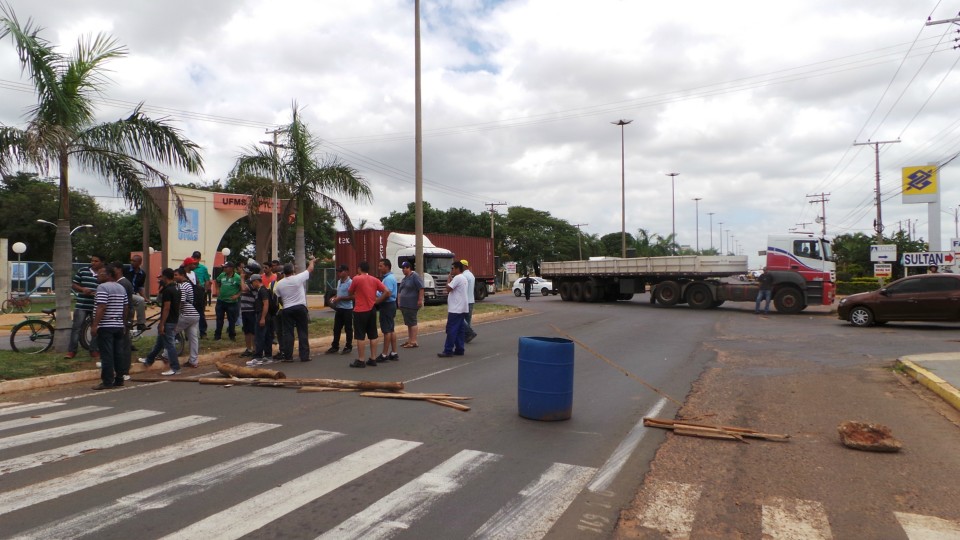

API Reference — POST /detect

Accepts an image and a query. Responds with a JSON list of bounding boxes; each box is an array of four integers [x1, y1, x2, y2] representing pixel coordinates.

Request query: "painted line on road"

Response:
[[895, 511, 960, 539], [636, 480, 703, 539], [0, 422, 278, 517], [14, 430, 342, 540], [0, 405, 109, 433], [587, 397, 667, 493], [761, 496, 833, 540], [162, 438, 422, 540], [0, 408, 162, 451], [0, 415, 215, 477], [405, 362, 475, 384], [470, 462, 596, 540], [0, 401, 63, 417], [319, 449, 501, 540], [58, 380, 170, 402]]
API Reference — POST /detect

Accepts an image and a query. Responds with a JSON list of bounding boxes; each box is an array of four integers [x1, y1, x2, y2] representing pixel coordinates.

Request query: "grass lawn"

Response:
[[0, 303, 515, 381]]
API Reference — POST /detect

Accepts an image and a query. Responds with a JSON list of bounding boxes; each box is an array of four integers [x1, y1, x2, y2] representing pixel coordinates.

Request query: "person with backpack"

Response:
[[173, 267, 201, 367], [246, 274, 276, 365]]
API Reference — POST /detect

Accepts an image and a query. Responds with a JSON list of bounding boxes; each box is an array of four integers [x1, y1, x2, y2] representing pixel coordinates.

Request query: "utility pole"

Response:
[[806, 192, 830, 237], [717, 221, 723, 254], [666, 172, 680, 252], [261, 129, 289, 261], [414, 0, 424, 275], [485, 202, 507, 285], [572, 223, 589, 260], [692, 197, 702, 253], [853, 139, 900, 241], [707, 212, 715, 251]]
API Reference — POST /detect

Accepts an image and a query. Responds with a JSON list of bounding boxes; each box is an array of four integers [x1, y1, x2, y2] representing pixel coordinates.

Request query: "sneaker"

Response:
[[64, 352, 76, 359], [245, 358, 262, 366], [437, 352, 454, 358], [272, 353, 286, 360], [375, 354, 388, 363], [137, 323, 147, 331], [187, 361, 199, 368], [91, 383, 113, 391], [349, 359, 366, 368], [341, 346, 353, 355], [388, 353, 399, 361], [325, 346, 339, 354], [161, 369, 180, 376], [365, 358, 378, 367], [240, 350, 253, 357], [113, 380, 124, 387], [95, 361, 102, 368], [137, 357, 151, 366], [123, 374, 131, 381]]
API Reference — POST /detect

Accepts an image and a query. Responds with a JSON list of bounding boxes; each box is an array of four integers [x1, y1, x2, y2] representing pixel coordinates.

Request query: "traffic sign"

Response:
[[873, 263, 892, 278], [870, 244, 897, 262], [901, 252, 956, 267]]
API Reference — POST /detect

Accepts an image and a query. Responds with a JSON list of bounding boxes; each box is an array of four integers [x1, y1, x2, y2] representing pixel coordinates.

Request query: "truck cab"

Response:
[[387, 233, 454, 303], [764, 233, 836, 307]]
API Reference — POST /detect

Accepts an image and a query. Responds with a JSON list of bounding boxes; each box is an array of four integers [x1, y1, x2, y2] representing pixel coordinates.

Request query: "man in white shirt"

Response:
[[460, 259, 478, 343], [273, 256, 316, 362], [438, 260, 470, 358]]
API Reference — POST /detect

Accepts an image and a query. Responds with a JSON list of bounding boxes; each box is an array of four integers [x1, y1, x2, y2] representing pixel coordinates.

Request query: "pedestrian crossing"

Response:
[[630, 479, 960, 539], [0, 402, 596, 539]]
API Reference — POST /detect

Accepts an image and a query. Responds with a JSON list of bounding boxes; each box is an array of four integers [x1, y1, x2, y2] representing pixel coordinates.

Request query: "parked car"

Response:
[[837, 273, 960, 327], [512, 276, 555, 297]]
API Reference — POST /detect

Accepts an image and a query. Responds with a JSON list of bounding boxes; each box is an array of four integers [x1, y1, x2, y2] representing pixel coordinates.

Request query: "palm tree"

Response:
[[233, 103, 371, 271], [0, 5, 204, 351]]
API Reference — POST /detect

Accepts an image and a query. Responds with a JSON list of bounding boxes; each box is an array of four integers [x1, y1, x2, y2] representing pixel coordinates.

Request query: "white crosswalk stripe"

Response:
[[0, 415, 214, 477], [0, 421, 278, 516], [0, 404, 108, 431], [0, 401, 61, 416], [635, 480, 703, 540], [0, 408, 162, 451], [761, 496, 833, 539], [13, 429, 342, 540], [895, 511, 960, 539], [470, 462, 597, 540], [319, 449, 501, 540]]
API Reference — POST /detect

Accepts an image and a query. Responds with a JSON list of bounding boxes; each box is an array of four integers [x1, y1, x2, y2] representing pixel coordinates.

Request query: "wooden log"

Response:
[[198, 378, 290, 387], [643, 417, 790, 441], [297, 387, 359, 393], [360, 392, 471, 401], [129, 377, 201, 383], [426, 399, 471, 412], [290, 378, 404, 391], [675, 427, 742, 441], [216, 361, 286, 380]]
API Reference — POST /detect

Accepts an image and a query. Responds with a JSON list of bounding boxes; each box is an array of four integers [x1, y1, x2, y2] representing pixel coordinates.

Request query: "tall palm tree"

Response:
[[0, 5, 204, 351], [233, 103, 371, 271]]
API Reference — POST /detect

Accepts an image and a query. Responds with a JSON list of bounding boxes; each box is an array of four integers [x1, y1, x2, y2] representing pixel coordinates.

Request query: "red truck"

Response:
[[334, 230, 496, 302]]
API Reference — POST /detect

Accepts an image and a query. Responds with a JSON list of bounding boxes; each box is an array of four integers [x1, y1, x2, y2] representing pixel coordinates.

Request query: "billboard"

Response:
[[901, 166, 938, 204]]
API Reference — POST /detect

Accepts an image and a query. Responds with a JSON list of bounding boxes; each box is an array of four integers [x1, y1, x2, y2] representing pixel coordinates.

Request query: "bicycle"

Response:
[[1, 293, 31, 314], [9, 309, 57, 353], [84, 301, 186, 356]]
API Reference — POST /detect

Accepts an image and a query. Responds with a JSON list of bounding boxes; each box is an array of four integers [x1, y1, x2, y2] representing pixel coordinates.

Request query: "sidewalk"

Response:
[[897, 353, 960, 412]]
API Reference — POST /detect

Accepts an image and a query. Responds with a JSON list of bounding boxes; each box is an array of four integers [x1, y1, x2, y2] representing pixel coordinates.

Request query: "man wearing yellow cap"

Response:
[[460, 259, 478, 343]]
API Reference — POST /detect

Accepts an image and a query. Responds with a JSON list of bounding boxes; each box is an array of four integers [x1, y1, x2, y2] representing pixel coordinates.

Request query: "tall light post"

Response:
[[37, 220, 93, 236], [666, 173, 679, 252], [726, 230, 732, 255], [707, 212, 715, 251], [12, 241, 26, 295], [612, 119, 632, 258], [692, 197, 702, 253], [717, 221, 724, 254], [414, 0, 424, 275]]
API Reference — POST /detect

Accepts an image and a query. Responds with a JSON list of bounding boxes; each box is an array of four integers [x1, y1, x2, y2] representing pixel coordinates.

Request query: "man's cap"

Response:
[[400, 261, 411, 268], [183, 257, 197, 266], [223, 261, 235, 267], [460, 259, 469, 266], [250, 274, 262, 282], [338, 264, 349, 271]]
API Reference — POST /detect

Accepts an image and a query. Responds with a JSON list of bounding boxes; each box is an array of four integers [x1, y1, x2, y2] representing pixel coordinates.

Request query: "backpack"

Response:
[[188, 275, 206, 314], [267, 281, 280, 316]]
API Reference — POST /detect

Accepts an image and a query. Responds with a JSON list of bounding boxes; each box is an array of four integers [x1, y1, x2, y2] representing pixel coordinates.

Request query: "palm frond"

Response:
[[0, 3, 68, 120], [77, 108, 204, 174]]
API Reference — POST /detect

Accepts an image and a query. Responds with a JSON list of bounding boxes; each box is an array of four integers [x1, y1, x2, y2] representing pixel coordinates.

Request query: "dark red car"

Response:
[[838, 273, 960, 327]]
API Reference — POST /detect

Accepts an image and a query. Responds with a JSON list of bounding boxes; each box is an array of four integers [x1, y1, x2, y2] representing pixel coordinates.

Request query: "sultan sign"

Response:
[[901, 252, 955, 267]]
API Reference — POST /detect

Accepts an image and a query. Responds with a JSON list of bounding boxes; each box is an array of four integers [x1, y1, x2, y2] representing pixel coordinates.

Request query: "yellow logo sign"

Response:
[[902, 166, 938, 195]]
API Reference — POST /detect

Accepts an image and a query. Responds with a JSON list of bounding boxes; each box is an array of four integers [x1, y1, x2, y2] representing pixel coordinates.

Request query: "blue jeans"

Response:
[[214, 300, 239, 339], [254, 317, 273, 358], [443, 312, 467, 354], [96, 327, 125, 385], [755, 289, 772, 313], [145, 322, 180, 370]]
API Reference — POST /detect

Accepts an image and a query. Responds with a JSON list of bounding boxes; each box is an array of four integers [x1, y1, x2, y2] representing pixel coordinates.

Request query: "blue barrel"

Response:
[[518, 337, 574, 421]]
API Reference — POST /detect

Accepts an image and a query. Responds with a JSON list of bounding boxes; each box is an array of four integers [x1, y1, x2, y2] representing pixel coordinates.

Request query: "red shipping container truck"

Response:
[[334, 230, 496, 303]]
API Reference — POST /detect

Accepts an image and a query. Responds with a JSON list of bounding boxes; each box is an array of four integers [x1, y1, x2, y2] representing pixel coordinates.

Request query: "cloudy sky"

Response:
[[2, 0, 960, 266]]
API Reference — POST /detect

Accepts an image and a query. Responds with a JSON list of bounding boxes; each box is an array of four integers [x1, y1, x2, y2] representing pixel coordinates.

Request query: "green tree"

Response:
[[832, 232, 873, 279], [502, 206, 578, 272], [0, 6, 203, 351], [233, 103, 370, 271]]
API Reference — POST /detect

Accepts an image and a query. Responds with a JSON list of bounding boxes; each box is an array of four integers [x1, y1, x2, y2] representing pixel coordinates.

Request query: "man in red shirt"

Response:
[[347, 260, 391, 368]]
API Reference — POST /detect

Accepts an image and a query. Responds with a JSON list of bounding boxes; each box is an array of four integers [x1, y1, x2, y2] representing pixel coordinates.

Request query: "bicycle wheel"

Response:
[[10, 319, 55, 354], [79, 315, 94, 351], [1, 300, 11, 314], [18, 298, 31, 314], [175, 332, 186, 355]]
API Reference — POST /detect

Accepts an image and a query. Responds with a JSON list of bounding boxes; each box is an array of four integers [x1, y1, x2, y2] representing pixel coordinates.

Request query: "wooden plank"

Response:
[[360, 392, 471, 401]]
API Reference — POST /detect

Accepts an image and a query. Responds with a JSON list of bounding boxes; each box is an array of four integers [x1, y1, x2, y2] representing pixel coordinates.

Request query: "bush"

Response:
[[837, 278, 882, 295]]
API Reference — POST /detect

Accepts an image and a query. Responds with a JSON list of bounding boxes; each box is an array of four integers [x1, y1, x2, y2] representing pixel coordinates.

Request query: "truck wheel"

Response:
[[558, 282, 571, 301], [582, 281, 599, 302], [570, 282, 584, 302], [685, 283, 713, 310], [475, 284, 487, 301], [773, 287, 804, 314], [848, 306, 874, 327], [618, 293, 634, 301], [654, 281, 681, 306]]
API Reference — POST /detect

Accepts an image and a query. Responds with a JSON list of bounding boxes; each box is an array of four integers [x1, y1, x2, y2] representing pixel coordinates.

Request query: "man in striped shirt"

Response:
[[174, 267, 201, 368], [91, 264, 128, 390], [66, 255, 104, 359]]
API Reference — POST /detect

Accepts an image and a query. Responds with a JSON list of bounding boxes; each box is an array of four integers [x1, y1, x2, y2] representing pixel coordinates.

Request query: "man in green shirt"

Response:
[[214, 261, 241, 340], [191, 251, 211, 338]]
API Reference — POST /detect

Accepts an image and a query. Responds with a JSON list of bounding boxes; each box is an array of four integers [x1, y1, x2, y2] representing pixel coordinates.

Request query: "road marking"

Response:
[[318, 449, 500, 539], [635, 480, 702, 539], [0, 401, 64, 417], [405, 362, 474, 384], [470, 462, 596, 539], [12, 430, 341, 540], [762, 496, 833, 540], [161, 438, 422, 540], [0, 405, 109, 432], [895, 511, 960, 539], [0, 409, 162, 451], [0, 415, 214, 476], [0, 422, 278, 516], [587, 397, 667, 493]]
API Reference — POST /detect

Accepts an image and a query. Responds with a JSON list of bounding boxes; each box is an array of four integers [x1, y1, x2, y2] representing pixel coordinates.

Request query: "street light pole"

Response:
[[612, 120, 632, 258], [717, 221, 724, 254], [666, 173, 679, 253], [692, 197, 702, 253], [707, 212, 715, 251], [414, 0, 424, 275]]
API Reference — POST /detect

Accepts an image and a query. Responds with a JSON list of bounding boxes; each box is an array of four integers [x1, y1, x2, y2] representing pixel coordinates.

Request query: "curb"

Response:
[[896, 357, 960, 413]]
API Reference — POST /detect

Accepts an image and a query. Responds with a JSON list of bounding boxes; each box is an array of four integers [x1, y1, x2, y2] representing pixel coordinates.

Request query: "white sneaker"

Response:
[[160, 369, 179, 376], [137, 357, 149, 365], [95, 361, 101, 368], [245, 358, 262, 366], [123, 374, 131, 381]]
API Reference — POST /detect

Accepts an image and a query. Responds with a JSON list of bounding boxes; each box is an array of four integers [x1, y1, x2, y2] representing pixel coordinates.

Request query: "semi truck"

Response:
[[334, 230, 496, 303], [540, 233, 835, 314]]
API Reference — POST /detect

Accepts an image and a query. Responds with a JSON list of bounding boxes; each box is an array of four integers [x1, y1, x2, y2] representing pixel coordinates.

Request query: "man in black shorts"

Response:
[[347, 261, 390, 368]]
